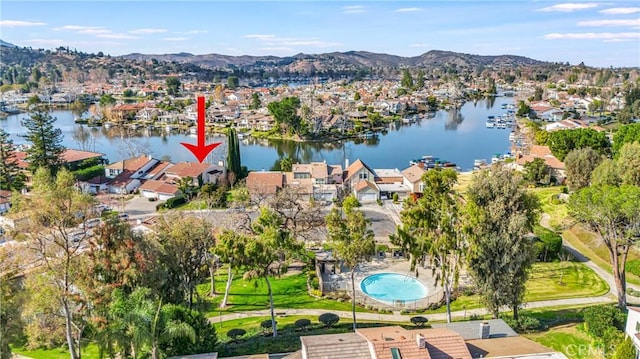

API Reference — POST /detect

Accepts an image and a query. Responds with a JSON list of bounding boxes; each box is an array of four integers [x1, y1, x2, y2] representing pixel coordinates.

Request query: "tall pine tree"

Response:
[[0, 128, 24, 190], [226, 128, 242, 179], [21, 110, 65, 173]]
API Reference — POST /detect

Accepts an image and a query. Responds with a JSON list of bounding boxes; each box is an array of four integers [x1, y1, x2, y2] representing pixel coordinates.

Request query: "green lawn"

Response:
[[563, 224, 640, 287], [525, 261, 609, 301], [199, 271, 375, 317], [529, 186, 569, 230], [12, 342, 101, 359], [526, 324, 603, 359]]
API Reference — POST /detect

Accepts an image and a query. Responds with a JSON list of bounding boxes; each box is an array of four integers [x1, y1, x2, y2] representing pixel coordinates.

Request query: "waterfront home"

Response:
[[291, 161, 343, 201], [139, 180, 181, 201], [544, 119, 589, 131], [514, 145, 566, 183], [104, 155, 160, 194], [373, 168, 409, 200], [246, 171, 286, 202], [402, 165, 426, 194], [61, 149, 106, 169], [163, 162, 225, 186]]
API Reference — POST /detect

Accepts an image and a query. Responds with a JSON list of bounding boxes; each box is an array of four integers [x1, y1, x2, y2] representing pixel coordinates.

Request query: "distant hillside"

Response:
[[121, 49, 547, 71], [0, 39, 16, 48]]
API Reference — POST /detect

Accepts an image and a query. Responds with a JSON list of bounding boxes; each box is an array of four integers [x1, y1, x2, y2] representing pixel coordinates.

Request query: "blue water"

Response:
[[360, 273, 428, 303], [0, 97, 512, 171]]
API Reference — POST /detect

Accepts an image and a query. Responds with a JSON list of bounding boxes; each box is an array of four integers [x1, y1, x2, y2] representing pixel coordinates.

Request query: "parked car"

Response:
[[79, 218, 101, 229]]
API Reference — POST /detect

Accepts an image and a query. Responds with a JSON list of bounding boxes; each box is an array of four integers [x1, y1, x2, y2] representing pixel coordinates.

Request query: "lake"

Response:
[[1, 97, 513, 171]]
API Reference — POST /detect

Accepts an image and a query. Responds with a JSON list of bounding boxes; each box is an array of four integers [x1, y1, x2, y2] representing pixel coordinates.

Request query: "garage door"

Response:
[[359, 192, 377, 203]]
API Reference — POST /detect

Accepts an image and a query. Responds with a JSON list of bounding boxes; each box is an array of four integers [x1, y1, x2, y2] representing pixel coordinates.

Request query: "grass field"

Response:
[[199, 271, 374, 317], [529, 186, 569, 230], [525, 261, 609, 301], [526, 324, 603, 359], [12, 343, 101, 359]]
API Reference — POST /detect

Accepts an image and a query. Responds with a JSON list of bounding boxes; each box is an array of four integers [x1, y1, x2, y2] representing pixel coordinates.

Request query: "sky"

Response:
[[0, 1, 639, 68]]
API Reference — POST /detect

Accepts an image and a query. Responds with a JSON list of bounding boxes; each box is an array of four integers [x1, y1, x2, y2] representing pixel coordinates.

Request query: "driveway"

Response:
[[124, 196, 161, 219]]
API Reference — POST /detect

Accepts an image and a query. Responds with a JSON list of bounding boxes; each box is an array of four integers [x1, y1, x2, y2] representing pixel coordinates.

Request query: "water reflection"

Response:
[[445, 108, 464, 131]]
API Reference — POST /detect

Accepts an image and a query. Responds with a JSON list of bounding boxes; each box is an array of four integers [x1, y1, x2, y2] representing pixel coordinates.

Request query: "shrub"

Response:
[[626, 259, 640, 277], [614, 337, 636, 359], [502, 315, 541, 333], [392, 193, 399, 203], [260, 319, 276, 331], [583, 305, 626, 339], [533, 226, 563, 261], [226, 328, 246, 341], [155, 202, 165, 211], [318, 313, 340, 328], [164, 195, 186, 209], [295, 319, 312, 331], [72, 165, 105, 181], [410, 316, 429, 327]]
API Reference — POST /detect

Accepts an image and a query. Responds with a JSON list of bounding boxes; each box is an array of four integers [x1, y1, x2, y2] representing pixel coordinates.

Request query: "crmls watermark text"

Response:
[[565, 343, 615, 357]]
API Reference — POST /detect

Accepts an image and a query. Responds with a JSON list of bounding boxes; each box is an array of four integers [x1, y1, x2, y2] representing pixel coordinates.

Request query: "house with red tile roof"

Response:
[[104, 155, 160, 194], [164, 162, 225, 186], [515, 145, 566, 183], [139, 180, 181, 201], [246, 171, 285, 201]]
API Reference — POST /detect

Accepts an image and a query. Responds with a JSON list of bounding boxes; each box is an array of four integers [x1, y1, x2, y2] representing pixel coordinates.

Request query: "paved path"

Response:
[[209, 295, 615, 325], [209, 213, 627, 325], [539, 213, 640, 303]]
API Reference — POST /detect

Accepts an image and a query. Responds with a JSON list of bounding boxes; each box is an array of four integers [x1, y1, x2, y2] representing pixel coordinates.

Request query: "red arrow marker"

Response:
[[181, 96, 221, 163]]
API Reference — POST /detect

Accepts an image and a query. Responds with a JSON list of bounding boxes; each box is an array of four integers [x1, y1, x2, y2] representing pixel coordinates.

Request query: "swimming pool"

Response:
[[360, 273, 428, 304]]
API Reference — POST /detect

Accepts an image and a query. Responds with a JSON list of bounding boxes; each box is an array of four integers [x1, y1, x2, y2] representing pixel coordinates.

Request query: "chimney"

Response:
[[416, 334, 426, 349], [345, 158, 350, 169], [480, 322, 490, 339]]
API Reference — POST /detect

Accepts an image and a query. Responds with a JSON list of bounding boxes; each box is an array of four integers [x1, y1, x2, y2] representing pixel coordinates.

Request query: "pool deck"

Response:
[[321, 257, 443, 311]]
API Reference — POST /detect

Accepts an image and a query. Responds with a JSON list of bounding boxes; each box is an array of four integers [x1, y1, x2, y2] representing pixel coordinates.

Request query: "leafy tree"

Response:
[[523, 158, 548, 184], [612, 123, 640, 154], [165, 76, 181, 96], [546, 128, 610, 161], [415, 69, 425, 90], [516, 101, 531, 117], [0, 251, 24, 359], [155, 215, 215, 308], [354, 92, 361, 101], [249, 92, 261, 110], [465, 167, 539, 320], [279, 156, 293, 172], [0, 127, 24, 190], [401, 68, 413, 90], [99, 94, 116, 107], [568, 185, 640, 308], [158, 304, 217, 357], [392, 168, 464, 322], [20, 110, 65, 173], [15, 168, 95, 359], [616, 142, 640, 186], [326, 195, 375, 330], [267, 97, 303, 135], [564, 147, 603, 191], [242, 208, 302, 336], [591, 159, 621, 187], [226, 128, 242, 181], [214, 230, 246, 308], [227, 76, 239, 89]]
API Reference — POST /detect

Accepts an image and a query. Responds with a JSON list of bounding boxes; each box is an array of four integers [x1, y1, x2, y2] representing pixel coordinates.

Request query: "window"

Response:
[[636, 321, 640, 333], [359, 171, 368, 180]]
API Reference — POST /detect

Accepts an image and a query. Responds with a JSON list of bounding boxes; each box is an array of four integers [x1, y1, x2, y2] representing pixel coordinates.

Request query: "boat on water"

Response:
[[486, 119, 496, 128], [189, 127, 198, 136], [473, 159, 487, 169], [358, 131, 376, 139], [409, 155, 457, 169]]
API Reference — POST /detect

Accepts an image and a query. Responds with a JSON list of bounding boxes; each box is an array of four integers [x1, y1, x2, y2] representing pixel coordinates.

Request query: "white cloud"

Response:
[[54, 25, 102, 31], [599, 7, 640, 15], [544, 32, 640, 40], [163, 37, 189, 41], [78, 29, 111, 35], [97, 33, 138, 39], [180, 30, 208, 35], [245, 34, 342, 49], [538, 3, 600, 12], [129, 28, 167, 34], [244, 34, 276, 39], [395, 7, 423, 13], [24, 38, 121, 47], [342, 5, 366, 14], [410, 43, 431, 48], [578, 19, 640, 27], [0, 20, 47, 27], [259, 47, 295, 53]]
